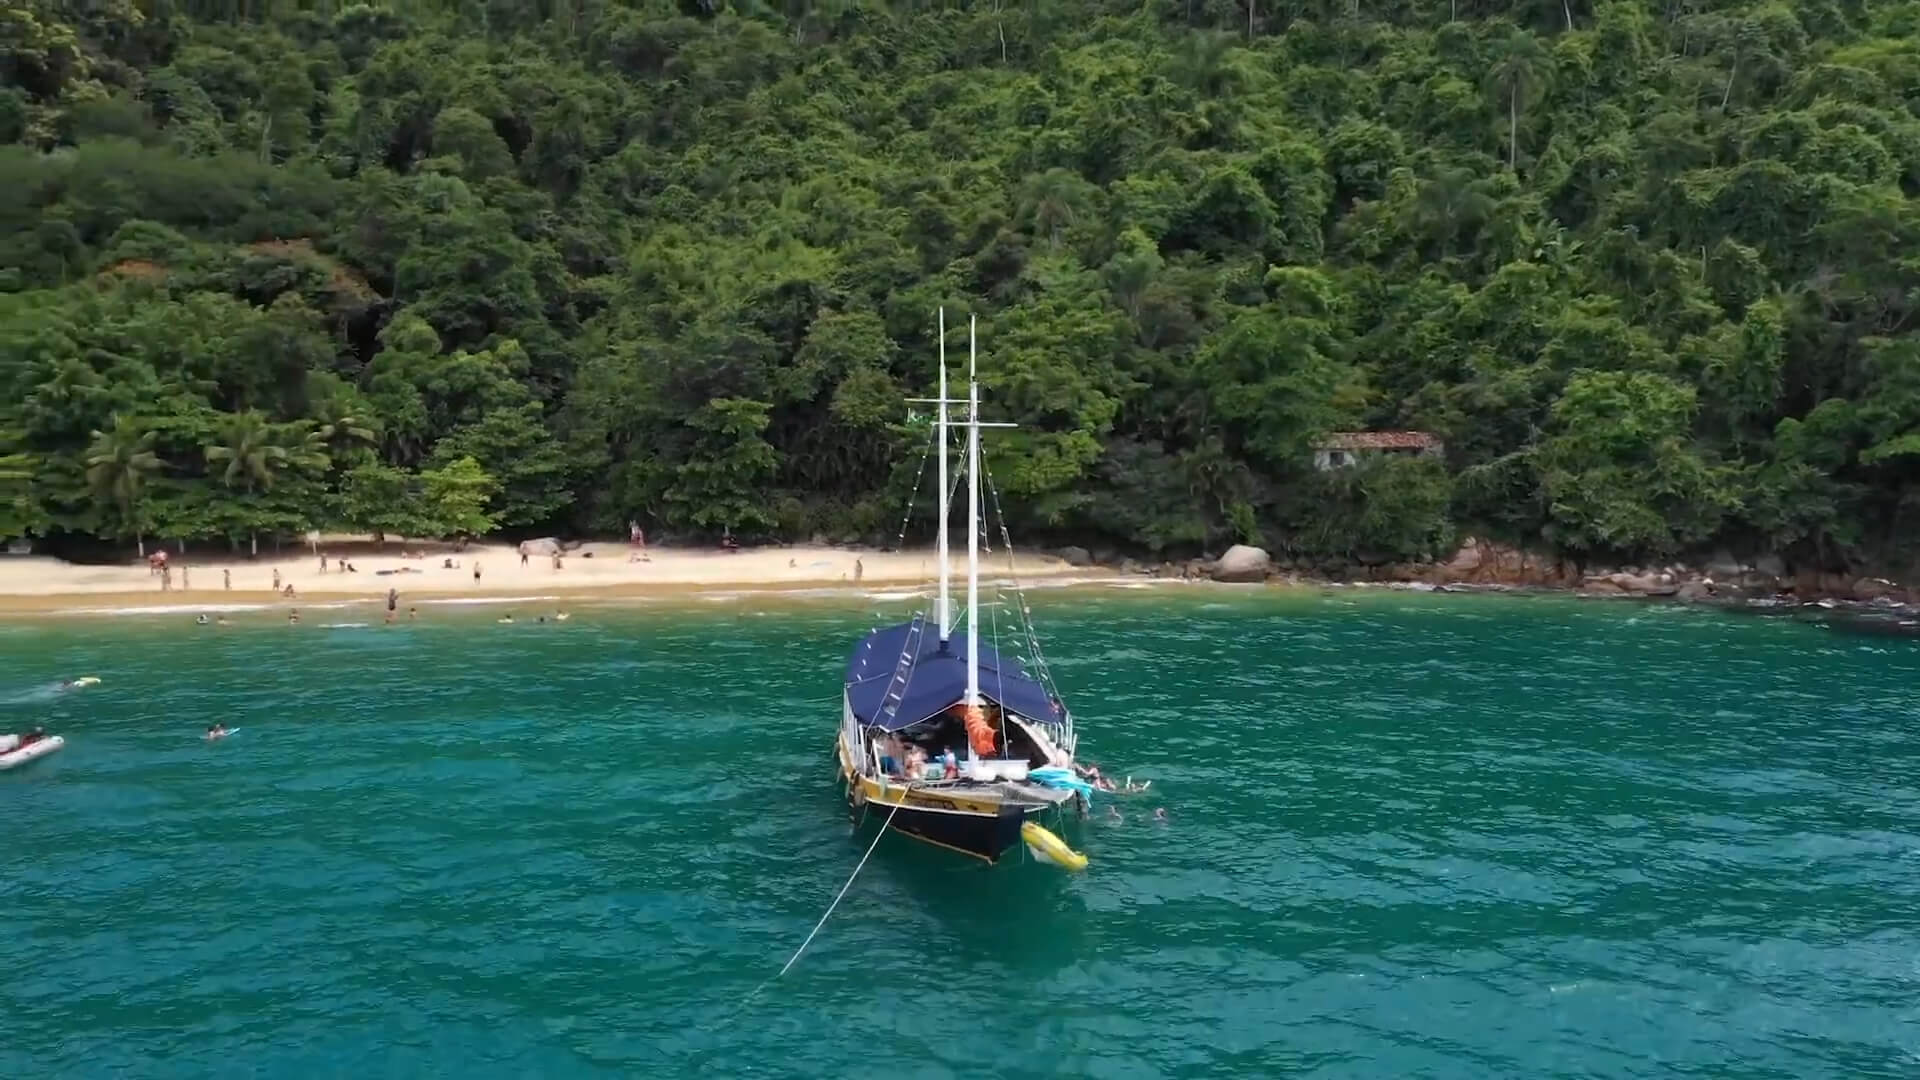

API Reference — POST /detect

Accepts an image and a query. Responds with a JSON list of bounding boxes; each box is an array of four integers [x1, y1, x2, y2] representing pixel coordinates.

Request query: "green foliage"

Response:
[[419, 455, 498, 539], [1, 1, 1919, 573]]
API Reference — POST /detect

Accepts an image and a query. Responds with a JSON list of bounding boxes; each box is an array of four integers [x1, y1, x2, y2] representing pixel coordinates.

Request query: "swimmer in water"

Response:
[[1153, 807, 1168, 822], [205, 723, 229, 740], [215, 615, 229, 626], [288, 609, 300, 624], [1106, 805, 1124, 823], [497, 614, 513, 624], [195, 613, 210, 625]]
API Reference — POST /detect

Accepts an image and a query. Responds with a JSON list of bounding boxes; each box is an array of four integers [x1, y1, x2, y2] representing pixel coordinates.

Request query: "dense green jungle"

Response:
[[4, 0, 1919, 575]]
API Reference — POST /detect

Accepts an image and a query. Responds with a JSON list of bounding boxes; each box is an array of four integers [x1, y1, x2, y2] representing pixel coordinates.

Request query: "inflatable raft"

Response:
[[0, 734, 65, 770], [1020, 821, 1088, 872]]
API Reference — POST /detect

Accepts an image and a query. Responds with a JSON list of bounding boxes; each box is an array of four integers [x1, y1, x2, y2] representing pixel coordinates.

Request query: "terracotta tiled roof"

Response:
[[1316, 431, 1440, 450]]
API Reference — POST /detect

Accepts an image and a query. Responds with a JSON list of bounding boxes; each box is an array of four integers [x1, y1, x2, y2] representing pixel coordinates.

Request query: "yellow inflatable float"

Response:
[[1020, 821, 1088, 872]]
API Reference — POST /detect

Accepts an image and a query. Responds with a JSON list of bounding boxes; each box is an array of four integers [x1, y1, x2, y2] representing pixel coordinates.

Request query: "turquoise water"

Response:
[[3, 589, 1918, 1077]]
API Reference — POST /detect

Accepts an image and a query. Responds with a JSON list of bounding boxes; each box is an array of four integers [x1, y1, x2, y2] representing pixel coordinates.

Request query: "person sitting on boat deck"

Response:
[[904, 743, 928, 779], [879, 733, 905, 776]]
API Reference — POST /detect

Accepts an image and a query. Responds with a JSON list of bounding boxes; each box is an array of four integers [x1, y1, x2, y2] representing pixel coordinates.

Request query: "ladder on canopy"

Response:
[[875, 612, 927, 730]]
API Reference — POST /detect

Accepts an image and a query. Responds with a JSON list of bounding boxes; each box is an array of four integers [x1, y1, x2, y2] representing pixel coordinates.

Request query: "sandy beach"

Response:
[[0, 540, 1095, 614]]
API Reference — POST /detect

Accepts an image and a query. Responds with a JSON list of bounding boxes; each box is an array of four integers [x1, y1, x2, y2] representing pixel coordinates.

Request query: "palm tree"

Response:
[[1018, 168, 1092, 250], [321, 413, 377, 461], [85, 415, 163, 557], [205, 411, 289, 557], [1487, 29, 1552, 172]]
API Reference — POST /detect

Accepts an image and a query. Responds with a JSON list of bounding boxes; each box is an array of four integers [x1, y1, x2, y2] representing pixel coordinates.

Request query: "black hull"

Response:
[[877, 801, 1029, 865]]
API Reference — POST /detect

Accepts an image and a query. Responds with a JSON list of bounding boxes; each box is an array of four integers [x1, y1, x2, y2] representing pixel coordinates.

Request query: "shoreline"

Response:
[[0, 541, 1135, 617]]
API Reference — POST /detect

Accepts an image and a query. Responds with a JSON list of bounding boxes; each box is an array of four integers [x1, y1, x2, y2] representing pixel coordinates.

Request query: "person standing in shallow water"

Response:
[[223, 568, 231, 591], [854, 557, 864, 583]]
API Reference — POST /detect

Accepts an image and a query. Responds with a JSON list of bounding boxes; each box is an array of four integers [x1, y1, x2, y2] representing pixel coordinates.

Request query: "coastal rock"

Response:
[[1853, 577, 1898, 601], [1211, 544, 1273, 583], [1676, 581, 1712, 602], [1059, 546, 1092, 567], [1754, 553, 1787, 578], [1446, 538, 1483, 572], [518, 537, 561, 556], [1705, 549, 1746, 577]]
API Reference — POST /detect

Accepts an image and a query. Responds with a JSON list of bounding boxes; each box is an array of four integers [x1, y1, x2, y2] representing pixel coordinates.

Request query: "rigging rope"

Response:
[[888, 420, 939, 551], [984, 461, 1065, 709]]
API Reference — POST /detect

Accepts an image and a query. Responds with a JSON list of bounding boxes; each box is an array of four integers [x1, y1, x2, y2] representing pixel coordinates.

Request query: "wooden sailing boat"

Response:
[[836, 312, 1088, 866]]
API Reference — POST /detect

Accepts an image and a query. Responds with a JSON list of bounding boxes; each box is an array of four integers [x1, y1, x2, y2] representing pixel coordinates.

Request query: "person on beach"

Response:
[[320, 553, 328, 573], [387, 587, 398, 614], [272, 569, 281, 591], [161, 566, 172, 591], [282, 584, 295, 598], [519, 544, 529, 568], [854, 558, 864, 583], [181, 567, 190, 590], [552, 551, 562, 571], [473, 562, 482, 584]]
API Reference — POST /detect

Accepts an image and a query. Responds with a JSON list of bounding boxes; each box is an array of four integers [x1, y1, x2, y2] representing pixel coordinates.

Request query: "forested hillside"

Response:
[[4, 1, 1920, 572]]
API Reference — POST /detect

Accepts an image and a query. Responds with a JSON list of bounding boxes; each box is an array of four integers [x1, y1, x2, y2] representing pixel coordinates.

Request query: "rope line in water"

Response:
[[737, 794, 907, 1012]]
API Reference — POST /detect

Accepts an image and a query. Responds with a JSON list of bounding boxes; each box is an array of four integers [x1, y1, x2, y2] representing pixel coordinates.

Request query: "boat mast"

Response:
[[966, 315, 981, 711], [936, 307, 951, 647]]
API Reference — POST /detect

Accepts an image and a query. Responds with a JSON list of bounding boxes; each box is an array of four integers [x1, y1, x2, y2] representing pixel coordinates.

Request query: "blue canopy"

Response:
[[844, 620, 1062, 731]]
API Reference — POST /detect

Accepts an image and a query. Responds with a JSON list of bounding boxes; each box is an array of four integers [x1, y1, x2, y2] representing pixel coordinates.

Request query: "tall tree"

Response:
[[204, 412, 289, 556], [1487, 29, 1552, 173], [84, 416, 164, 557]]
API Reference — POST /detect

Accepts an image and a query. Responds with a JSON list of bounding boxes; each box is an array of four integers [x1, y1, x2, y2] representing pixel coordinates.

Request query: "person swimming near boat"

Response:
[[1106, 805, 1124, 823], [1076, 762, 1117, 792], [205, 723, 229, 741], [1153, 807, 1168, 822], [196, 613, 210, 625]]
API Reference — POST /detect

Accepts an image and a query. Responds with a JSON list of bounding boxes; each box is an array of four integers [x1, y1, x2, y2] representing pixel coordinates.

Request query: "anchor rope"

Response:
[[739, 796, 906, 1009]]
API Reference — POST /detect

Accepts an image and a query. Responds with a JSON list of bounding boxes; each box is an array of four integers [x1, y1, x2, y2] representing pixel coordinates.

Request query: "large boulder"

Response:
[[1446, 538, 1484, 573], [1211, 544, 1273, 583], [1853, 577, 1899, 602], [1058, 545, 1092, 567], [518, 537, 561, 556], [1753, 553, 1787, 578]]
